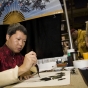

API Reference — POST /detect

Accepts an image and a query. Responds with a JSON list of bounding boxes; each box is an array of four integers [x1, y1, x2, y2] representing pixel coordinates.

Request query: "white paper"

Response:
[[38, 62, 57, 72], [13, 71, 70, 87]]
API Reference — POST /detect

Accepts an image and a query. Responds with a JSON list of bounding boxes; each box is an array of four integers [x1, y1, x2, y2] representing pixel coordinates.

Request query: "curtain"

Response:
[[21, 14, 63, 59], [0, 25, 9, 46]]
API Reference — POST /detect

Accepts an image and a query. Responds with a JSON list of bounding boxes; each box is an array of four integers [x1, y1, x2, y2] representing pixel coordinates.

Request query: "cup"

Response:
[[83, 52, 88, 59]]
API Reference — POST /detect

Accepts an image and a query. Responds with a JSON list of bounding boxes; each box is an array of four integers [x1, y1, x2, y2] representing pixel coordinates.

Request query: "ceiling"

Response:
[[60, 0, 88, 30]]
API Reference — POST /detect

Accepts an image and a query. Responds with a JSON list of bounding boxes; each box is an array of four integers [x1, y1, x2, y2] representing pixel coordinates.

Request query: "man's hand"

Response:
[[18, 51, 37, 76], [19, 75, 32, 80], [24, 51, 37, 67]]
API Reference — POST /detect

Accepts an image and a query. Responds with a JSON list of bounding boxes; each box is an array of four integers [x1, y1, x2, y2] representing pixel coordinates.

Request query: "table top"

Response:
[[4, 69, 88, 88]]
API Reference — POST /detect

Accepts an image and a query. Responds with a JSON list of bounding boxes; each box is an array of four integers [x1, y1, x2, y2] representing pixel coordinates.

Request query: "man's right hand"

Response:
[[18, 51, 37, 76]]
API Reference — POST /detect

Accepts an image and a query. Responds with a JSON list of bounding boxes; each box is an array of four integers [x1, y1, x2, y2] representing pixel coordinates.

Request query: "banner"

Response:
[[0, 0, 63, 24]]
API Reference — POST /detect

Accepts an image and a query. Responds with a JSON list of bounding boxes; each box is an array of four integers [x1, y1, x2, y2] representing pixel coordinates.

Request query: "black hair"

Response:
[[7, 23, 27, 37]]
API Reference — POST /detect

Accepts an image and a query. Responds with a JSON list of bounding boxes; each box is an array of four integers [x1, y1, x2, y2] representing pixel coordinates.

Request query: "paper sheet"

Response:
[[13, 71, 70, 87], [38, 62, 57, 72]]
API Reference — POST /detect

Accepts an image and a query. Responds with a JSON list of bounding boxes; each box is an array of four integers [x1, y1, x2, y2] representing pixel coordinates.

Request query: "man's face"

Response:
[[6, 30, 27, 53], [72, 30, 78, 40]]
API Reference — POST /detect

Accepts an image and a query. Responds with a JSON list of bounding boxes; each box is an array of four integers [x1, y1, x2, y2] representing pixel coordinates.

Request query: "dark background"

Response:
[[0, 14, 63, 59]]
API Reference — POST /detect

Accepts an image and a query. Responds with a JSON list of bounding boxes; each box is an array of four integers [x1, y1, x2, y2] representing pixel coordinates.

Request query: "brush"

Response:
[[35, 64, 40, 78]]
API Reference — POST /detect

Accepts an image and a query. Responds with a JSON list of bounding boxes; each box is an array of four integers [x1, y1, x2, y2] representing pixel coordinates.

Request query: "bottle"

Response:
[[67, 52, 73, 66]]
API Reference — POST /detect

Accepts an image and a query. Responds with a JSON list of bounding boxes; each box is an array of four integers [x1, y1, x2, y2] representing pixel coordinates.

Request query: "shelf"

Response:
[[61, 39, 69, 42], [61, 33, 68, 35]]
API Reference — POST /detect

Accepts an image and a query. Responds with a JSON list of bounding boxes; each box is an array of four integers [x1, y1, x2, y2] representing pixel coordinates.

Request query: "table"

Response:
[[4, 69, 88, 88]]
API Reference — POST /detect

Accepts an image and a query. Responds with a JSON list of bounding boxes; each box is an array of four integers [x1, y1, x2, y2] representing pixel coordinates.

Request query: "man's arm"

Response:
[[0, 51, 37, 87], [0, 66, 19, 87]]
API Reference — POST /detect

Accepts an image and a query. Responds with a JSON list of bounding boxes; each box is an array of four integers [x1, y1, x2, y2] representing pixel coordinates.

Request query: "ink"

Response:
[[40, 77, 51, 81]]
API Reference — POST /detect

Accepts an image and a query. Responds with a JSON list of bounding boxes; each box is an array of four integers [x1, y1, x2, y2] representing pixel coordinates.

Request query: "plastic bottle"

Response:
[[67, 52, 73, 66]]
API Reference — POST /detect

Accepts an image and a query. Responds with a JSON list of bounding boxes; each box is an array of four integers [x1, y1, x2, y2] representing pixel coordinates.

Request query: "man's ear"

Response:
[[6, 34, 10, 40]]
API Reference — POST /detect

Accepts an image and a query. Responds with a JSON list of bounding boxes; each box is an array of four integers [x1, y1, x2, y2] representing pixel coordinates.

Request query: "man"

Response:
[[0, 23, 37, 87], [71, 28, 88, 57]]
